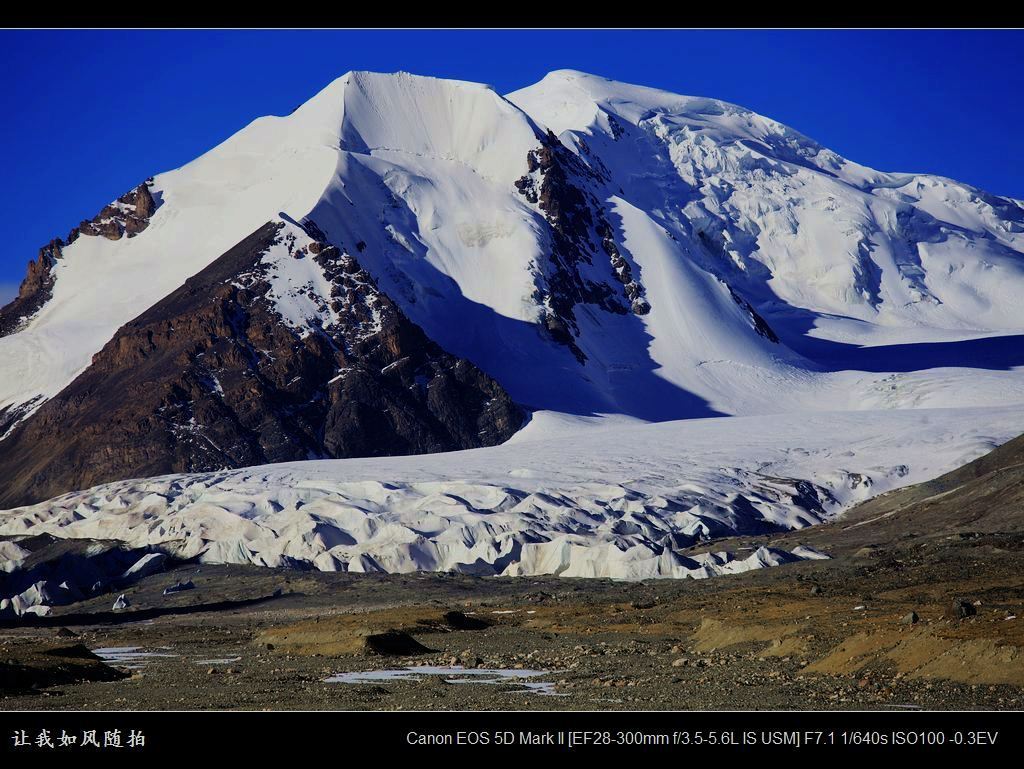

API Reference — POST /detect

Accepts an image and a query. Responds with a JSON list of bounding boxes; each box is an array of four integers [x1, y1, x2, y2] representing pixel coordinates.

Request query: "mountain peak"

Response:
[[1, 68, 1024, 587], [2, 69, 1024, 470]]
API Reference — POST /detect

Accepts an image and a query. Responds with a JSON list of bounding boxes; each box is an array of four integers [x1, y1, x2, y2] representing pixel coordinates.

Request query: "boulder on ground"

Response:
[[952, 599, 976, 619], [362, 631, 431, 656]]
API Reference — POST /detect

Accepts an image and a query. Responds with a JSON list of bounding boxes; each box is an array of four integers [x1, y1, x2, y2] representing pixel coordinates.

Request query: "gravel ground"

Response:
[[2, 532, 1022, 711]]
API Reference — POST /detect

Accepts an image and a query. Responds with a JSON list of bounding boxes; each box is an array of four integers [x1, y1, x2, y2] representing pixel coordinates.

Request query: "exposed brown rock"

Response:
[[0, 240, 63, 337], [77, 182, 157, 240], [0, 220, 523, 508]]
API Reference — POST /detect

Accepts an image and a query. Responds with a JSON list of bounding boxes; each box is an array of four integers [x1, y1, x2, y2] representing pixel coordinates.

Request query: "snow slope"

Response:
[[0, 408, 1015, 579]]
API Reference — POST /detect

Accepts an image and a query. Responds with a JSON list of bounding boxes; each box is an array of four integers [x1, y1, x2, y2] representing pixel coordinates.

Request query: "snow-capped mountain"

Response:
[[1, 70, 1023, 583]]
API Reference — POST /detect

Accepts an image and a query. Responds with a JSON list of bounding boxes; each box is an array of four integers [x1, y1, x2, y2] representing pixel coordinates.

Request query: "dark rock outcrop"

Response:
[[515, 132, 649, 362], [0, 220, 523, 508], [0, 240, 63, 337], [599, 221, 650, 315], [728, 286, 780, 343], [74, 181, 157, 241]]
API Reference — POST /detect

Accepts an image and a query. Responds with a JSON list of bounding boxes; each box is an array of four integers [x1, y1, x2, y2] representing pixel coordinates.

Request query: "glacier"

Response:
[[0, 408, 1016, 580]]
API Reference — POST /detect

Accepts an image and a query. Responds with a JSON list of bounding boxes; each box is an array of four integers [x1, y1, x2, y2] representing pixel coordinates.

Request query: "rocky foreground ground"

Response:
[[0, 542, 1020, 710], [2, 433, 1023, 711]]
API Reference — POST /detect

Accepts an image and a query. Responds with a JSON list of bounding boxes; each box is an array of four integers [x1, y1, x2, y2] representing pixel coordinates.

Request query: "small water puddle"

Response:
[[92, 646, 178, 669], [324, 665, 566, 696]]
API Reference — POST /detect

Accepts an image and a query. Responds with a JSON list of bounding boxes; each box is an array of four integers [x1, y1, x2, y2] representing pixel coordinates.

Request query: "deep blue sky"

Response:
[[1, 29, 1021, 301]]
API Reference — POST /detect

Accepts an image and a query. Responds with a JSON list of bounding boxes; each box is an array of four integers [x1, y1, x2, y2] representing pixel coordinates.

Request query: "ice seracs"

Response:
[[1, 408, 1015, 580]]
